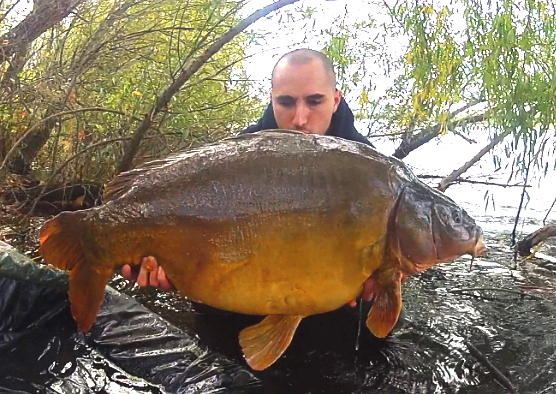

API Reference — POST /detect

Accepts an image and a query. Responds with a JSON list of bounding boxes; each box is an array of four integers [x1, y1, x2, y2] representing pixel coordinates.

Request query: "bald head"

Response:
[[270, 48, 342, 135], [271, 49, 337, 89]]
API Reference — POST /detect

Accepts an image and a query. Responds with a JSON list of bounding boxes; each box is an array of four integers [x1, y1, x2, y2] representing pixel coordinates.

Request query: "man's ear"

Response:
[[333, 89, 341, 112]]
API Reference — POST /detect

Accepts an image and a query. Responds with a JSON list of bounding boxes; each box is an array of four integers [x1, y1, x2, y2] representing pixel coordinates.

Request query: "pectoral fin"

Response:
[[365, 269, 403, 338], [239, 314, 304, 370]]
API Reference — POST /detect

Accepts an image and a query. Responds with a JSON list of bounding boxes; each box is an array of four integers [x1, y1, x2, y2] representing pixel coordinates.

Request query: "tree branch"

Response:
[[0, 0, 85, 65], [27, 137, 131, 216], [515, 225, 556, 257], [116, 0, 301, 174], [466, 342, 517, 394], [417, 174, 529, 188], [0, 107, 136, 173], [393, 109, 488, 159], [437, 129, 511, 192]]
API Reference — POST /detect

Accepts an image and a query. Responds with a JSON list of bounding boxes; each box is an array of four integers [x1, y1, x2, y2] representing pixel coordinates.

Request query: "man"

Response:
[[122, 48, 374, 304]]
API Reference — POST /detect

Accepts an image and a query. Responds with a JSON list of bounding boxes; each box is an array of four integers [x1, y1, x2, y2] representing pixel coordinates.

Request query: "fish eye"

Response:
[[452, 210, 462, 224]]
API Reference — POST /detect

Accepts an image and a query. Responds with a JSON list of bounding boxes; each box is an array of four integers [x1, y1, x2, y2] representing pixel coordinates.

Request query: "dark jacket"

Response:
[[239, 98, 374, 147]]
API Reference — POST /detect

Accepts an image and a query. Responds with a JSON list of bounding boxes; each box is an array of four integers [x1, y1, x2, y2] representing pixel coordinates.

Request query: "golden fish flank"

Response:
[[39, 130, 485, 371]]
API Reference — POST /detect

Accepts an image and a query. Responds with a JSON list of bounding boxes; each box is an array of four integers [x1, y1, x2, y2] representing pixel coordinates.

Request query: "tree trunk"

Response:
[[0, 0, 85, 173], [6, 109, 58, 175], [0, 0, 85, 65], [116, 0, 301, 174], [515, 225, 556, 257]]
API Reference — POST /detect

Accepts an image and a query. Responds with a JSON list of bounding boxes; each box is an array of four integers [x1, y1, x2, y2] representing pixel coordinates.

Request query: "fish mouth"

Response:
[[468, 233, 486, 270], [473, 234, 487, 257], [469, 232, 486, 269]]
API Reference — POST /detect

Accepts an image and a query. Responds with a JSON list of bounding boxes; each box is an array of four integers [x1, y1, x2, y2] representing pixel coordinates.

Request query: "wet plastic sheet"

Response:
[[0, 241, 259, 393]]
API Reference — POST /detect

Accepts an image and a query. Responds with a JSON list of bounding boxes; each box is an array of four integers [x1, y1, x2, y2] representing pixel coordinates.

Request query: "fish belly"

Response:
[[120, 210, 377, 317]]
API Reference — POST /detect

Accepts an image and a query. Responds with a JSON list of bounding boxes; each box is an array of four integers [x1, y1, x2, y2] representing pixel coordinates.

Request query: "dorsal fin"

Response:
[[103, 157, 176, 202]]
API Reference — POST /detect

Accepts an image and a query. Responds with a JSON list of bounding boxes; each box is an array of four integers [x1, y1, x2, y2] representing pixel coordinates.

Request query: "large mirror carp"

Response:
[[39, 130, 485, 371]]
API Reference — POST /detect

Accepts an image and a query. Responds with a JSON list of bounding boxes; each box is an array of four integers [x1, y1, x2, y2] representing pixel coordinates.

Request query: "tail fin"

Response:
[[40, 211, 87, 271], [39, 212, 113, 333]]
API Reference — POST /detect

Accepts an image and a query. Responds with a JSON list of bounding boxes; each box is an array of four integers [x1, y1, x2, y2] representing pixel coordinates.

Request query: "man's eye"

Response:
[[277, 99, 294, 108], [307, 99, 322, 106]]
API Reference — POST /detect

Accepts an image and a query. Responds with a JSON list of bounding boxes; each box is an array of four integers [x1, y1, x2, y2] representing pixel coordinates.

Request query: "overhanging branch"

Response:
[[393, 106, 488, 159]]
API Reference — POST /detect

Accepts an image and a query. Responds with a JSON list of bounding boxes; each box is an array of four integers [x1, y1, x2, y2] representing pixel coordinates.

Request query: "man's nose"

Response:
[[292, 104, 309, 129]]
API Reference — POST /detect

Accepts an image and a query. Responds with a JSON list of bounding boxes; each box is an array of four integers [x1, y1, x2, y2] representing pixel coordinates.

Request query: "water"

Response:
[[363, 133, 556, 254]]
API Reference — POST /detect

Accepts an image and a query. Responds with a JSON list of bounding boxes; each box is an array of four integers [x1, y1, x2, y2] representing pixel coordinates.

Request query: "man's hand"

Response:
[[347, 275, 376, 308], [121, 256, 174, 291]]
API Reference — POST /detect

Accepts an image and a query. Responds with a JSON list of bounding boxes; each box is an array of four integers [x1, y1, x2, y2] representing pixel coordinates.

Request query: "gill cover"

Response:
[[390, 187, 437, 273], [431, 201, 477, 262]]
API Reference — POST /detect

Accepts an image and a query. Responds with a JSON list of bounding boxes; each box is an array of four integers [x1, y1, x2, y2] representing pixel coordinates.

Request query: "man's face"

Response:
[[271, 59, 341, 135]]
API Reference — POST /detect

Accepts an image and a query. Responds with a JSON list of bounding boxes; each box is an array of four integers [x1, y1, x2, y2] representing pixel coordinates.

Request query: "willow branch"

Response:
[[417, 175, 529, 188], [437, 129, 511, 192]]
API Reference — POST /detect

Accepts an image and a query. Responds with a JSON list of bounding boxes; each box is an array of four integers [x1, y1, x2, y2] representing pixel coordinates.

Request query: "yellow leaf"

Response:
[[132, 90, 143, 97], [359, 88, 369, 105]]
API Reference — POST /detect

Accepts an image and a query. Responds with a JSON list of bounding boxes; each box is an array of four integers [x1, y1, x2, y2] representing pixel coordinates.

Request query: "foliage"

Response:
[[0, 0, 265, 185], [319, 0, 556, 178]]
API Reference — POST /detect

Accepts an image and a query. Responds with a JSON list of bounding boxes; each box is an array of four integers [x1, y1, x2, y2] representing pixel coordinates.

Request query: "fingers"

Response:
[[136, 257, 150, 287], [157, 266, 174, 291], [121, 264, 132, 280], [348, 299, 357, 308], [137, 256, 158, 287], [126, 256, 174, 291], [148, 256, 160, 287], [360, 275, 376, 302]]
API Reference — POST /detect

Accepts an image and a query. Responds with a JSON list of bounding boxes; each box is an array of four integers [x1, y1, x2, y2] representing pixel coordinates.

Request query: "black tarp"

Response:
[[0, 241, 260, 393]]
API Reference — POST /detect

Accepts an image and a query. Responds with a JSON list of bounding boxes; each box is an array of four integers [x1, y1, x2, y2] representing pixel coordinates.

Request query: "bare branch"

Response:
[[393, 109, 489, 159], [437, 130, 511, 192], [0, 0, 86, 65], [515, 225, 556, 257], [0, 107, 136, 173], [417, 174, 529, 188], [466, 342, 517, 394], [28, 137, 131, 216], [0, 0, 22, 28]]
